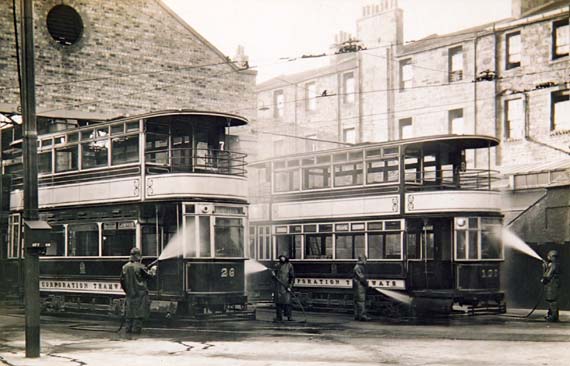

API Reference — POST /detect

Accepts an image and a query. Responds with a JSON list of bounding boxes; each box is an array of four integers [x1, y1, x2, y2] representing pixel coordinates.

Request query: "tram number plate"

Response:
[[480, 268, 498, 278], [221, 267, 236, 278]]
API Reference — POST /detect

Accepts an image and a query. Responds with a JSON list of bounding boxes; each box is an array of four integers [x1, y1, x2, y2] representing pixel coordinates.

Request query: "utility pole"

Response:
[[19, 0, 40, 358]]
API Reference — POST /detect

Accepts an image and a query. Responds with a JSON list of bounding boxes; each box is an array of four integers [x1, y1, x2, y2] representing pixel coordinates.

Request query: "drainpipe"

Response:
[[473, 32, 479, 168]]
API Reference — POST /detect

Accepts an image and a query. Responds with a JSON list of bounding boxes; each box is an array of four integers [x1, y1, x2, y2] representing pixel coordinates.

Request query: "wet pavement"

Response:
[[0, 305, 569, 366]]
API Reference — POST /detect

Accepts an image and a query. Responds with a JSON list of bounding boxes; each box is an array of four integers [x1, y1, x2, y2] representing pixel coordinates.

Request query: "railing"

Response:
[[145, 148, 247, 177], [405, 168, 500, 191]]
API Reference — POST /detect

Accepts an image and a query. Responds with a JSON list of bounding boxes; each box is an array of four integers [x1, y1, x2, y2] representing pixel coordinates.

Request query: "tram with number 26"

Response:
[[248, 135, 505, 316], [0, 109, 251, 319]]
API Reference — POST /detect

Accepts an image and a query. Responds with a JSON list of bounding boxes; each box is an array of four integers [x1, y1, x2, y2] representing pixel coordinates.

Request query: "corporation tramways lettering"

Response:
[[40, 280, 122, 293], [294, 277, 405, 290]]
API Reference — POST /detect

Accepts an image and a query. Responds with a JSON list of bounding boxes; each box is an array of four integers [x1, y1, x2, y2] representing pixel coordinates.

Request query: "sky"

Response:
[[162, 0, 512, 82]]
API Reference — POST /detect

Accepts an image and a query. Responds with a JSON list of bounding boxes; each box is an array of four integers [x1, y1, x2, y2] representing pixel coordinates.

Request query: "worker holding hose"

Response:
[[542, 250, 560, 322], [120, 247, 157, 334], [273, 254, 295, 322], [353, 255, 371, 321]]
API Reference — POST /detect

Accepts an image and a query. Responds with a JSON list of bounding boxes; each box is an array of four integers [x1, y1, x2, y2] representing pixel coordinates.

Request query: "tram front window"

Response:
[[68, 223, 99, 256], [455, 217, 503, 260], [214, 218, 244, 257], [481, 218, 502, 259]]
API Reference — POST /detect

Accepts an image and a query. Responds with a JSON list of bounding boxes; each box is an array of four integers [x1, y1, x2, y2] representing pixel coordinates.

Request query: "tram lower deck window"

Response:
[[335, 233, 365, 259], [305, 234, 332, 259], [276, 235, 302, 259], [45, 225, 65, 256], [102, 222, 135, 256], [368, 232, 401, 259], [68, 223, 98, 256]]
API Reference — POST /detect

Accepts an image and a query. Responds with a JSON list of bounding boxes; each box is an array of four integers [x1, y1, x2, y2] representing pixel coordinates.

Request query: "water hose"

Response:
[[271, 271, 307, 323], [501, 286, 544, 319]]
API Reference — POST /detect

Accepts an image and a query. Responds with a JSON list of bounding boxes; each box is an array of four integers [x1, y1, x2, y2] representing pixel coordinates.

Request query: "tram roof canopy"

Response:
[[0, 109, 249, 128], [251, 134, 499, 165], [401, 134, 499, 151]]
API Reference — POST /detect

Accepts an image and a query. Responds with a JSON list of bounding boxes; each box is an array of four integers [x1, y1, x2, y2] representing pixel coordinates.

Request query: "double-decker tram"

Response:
[[248, 135, 505, 316], [0, 110, 251, 319]]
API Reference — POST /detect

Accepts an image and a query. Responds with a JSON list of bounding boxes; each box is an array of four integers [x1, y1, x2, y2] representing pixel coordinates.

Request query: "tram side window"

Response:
[[303, 166, 331, 190], [45, 225, 65, 256], [7, 214, 21, 258], [276, 235, 302, 259], [141, 225, 159, 257], [102, 222, 135, 256], [112, 134, 139, 165], [257, 226, 272, 260], [38, 151, 53, 174], [335, 233, 365, 259], [146, 133, 169, 165], [81, 140, 109, 169], [274, 169, 300, 192], [367, 158, 399, 184], [67, 223, 99, 256], [214, 218, 244, 257], [334, 162, 363, 187], [305, 234, 333, 259], [55, 145, 78, 173], [248, 227, 256, 259], [369, 232, 402, 260]]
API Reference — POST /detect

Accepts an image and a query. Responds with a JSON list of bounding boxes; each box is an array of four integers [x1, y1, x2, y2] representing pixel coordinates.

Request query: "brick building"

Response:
[[0, 0, 256, 120]]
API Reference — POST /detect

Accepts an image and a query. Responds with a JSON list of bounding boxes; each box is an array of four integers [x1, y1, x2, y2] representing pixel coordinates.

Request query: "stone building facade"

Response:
[[0, 0, 256, 120], [254, 0, 569, 174]]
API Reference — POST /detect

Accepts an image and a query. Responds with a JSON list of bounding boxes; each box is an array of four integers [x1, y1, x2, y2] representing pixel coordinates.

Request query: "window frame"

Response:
[[305, 82, 317, 111], [552, 18, 569, 60], [448, 46, 464, 82], [506, 31, 521, 69], [398, 118, 413, 139], [273, 89, 285, 118], [504, 98, 525, 140], [550, 90, 570, 132], [448, 108, 464, 135], [399, 59, 413, 90], [343, 72, 355, 104]]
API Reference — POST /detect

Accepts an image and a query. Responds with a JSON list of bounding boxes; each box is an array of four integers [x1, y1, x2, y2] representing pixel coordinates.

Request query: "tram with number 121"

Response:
[[248, 135, 505, 316]]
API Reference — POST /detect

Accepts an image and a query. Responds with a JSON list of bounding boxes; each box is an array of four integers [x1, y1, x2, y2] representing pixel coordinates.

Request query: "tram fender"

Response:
[[412, 297, 453, 315]]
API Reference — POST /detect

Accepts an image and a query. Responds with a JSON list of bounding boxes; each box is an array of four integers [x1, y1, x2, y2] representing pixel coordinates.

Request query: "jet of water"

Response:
[[245, 259, 271, 275], [373, 288, 414, 305], [501, 227, 544, 262], [157, 225, 193, 261]]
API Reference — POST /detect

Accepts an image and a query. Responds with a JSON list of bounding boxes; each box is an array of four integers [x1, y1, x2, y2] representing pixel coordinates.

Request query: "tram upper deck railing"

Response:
[[145, 148, 247, 177], [249, 135, 500, 197], [5, 148, 247, 190]]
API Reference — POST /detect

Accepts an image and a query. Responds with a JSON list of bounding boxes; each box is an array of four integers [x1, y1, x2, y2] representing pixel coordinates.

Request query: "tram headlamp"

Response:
[[456, 218, 467, 228]]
